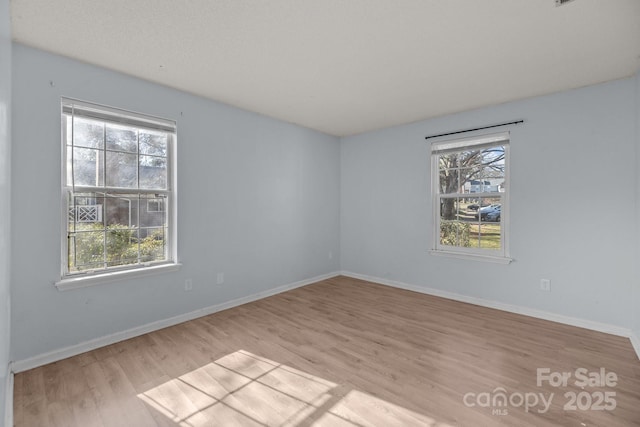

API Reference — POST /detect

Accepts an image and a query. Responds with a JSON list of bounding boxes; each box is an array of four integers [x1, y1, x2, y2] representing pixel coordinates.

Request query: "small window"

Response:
[[431, 132, 510, 262], [61, 99, 177, 279], [147, 198, 164, 213]]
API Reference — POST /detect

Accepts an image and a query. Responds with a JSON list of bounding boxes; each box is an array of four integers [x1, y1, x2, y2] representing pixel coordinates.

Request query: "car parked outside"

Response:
[[485, 207, 501, 222], [474, 204, 501, 220], [467, 202, 490, 211]]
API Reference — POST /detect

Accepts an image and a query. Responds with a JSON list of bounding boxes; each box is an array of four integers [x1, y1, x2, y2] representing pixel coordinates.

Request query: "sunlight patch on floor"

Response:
[[137, 349, 453, 426]]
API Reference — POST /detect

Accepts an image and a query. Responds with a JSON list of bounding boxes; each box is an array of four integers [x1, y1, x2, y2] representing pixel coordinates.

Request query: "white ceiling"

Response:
[[10, 0, 640, 136]]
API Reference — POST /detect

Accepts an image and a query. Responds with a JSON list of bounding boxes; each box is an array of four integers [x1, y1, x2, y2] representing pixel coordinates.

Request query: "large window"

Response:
[[431, 132, 510, 262], [61, 99, 177, 281]]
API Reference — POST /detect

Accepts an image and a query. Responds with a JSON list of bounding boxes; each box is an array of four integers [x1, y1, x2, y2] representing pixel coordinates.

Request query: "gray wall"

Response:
[[11, 44, 341, 361], [341, 76, 637, 329], [0, 0, 11, 423], [634, 70, 640, 341], [8, 42, 640, 366]]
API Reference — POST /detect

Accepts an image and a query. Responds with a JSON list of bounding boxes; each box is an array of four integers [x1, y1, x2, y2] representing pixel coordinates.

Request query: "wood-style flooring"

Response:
[[13, 276, 640, 426]]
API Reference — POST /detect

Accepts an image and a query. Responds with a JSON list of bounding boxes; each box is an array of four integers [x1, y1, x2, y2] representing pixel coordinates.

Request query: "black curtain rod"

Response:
[[425, 120, 524, 140]]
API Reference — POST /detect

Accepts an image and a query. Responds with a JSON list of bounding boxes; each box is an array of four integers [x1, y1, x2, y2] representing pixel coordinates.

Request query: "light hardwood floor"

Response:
[[13, 276, 640, 426]]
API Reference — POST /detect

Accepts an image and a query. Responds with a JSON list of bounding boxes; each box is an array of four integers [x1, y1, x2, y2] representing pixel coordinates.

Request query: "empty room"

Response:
[[1, 0, 640, 426]]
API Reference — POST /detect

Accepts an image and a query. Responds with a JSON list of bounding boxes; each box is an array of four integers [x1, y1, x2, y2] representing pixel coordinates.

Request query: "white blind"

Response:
[[61, 98, 176, 133], [431, 131, 509, 155]]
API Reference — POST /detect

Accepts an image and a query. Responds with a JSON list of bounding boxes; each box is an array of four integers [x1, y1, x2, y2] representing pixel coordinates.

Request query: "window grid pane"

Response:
[[433, 134, 508, 258], [67, 190, 170, 273], [63, 99, 175, 277]]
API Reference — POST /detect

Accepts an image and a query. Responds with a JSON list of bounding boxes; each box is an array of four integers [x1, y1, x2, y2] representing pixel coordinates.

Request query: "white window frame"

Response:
[[430, 131, 512, 263], [57, 98, 179, 290]]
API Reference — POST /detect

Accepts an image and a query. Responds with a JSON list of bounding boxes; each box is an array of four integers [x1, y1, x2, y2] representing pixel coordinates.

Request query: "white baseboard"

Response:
[[12, 272, 341, 373], [630, 331, 640, 362], [3, 364, 13, 427], [11, 270, 640, 373], [340, 271, 639, 359]]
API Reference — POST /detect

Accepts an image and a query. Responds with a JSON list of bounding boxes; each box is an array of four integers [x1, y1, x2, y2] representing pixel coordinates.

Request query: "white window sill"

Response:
[[429, 249, 513, 264], [55, 263, 182, 291]]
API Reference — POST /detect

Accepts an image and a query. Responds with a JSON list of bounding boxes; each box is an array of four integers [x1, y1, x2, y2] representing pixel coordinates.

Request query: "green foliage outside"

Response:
[[440, 220, 470, 247], [469, 223, 501, 249], [441, 220, 502, 250], [69, 223, 165, 271]]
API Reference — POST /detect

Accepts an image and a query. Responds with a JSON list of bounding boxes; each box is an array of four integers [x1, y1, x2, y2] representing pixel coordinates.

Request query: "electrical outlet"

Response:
[[328, 251, 333, 260], [184, 279, 193, 291], [540, 279, 551, 292], [216, 273, 224, 285]]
